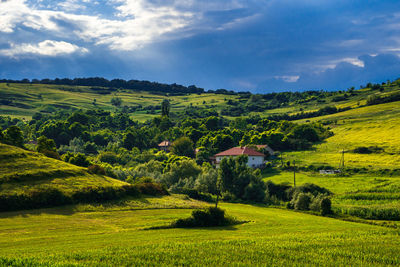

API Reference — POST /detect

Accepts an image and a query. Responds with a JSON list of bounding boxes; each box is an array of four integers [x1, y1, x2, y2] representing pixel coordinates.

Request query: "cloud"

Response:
[[0, 40, 88, 57], [293, 53, 400, 90], [0, 0, 249, 53]]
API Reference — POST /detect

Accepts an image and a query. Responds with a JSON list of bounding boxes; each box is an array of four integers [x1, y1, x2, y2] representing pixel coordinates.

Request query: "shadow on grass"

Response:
[[0, 205, 76, 218], [143, 220, 249, 231]]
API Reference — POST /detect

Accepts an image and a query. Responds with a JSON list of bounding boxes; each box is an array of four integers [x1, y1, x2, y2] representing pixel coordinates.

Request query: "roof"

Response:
[[255, 144, 274, 151], [215, 147, 265, 157], [158, 141, 171, 147]]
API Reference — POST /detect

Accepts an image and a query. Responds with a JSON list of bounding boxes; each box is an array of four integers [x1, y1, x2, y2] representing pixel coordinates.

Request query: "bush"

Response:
[[320, 197, 332, 215], [65, 153, 90, 167], [265, 181, 292, 201], [287, 183, 331, 200], [353, 146, 384, 154], [88, 164, 106, 175], [133, 178, 169, 196], [293, 192, 312, 211], [41, 149, 61, 160], [171, 207, 239, 228]]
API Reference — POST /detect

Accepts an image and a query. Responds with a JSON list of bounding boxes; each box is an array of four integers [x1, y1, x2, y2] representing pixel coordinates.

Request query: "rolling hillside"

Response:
[[0, 83, 237, 121], [284, 100, 400, 170], [0, 143, 131, 210]]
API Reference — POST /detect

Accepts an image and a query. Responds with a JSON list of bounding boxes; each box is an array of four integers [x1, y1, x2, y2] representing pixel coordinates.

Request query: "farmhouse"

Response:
[[158, 140, 171, 152], [214, 146, 266, 168]]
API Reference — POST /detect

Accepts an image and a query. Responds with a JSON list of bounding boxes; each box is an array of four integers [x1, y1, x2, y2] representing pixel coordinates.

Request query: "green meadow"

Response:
[[0, 199, 399, 266], [264, 170, 400, 222], [0, 83, 237, 121], [282, 101, 400, 170], [0, 143, 128, 199]]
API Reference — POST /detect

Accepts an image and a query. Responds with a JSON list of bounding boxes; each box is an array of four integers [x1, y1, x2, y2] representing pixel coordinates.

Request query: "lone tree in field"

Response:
[[161, 99, 170, 117], [196, 164, 221, 207]]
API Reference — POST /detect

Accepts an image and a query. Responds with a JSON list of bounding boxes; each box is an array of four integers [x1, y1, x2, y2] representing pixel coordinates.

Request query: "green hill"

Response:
[[284, 100, 400, 170], [0, 143, 132, 211], [0, 83, 236, 121]]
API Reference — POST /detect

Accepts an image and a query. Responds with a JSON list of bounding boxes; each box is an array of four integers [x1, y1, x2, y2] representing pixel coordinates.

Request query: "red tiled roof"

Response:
[[255, 145, 267, 149], [158, 141, 171, 147], [215, 147, 265, 157]]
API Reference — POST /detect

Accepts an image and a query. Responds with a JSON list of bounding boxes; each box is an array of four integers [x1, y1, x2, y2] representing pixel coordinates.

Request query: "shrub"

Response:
[[68, 153, 90, 167], [171, 207, 238, 228], [287, 183, 331, 200], [88, 164, 106, 175], [265, 181, 292, 201], [41, 150, 61, 160], [293, 192, 312, 211], [98, 152, 119, 165], [320, 197, 332, 215], [133, 178, 169, 196]]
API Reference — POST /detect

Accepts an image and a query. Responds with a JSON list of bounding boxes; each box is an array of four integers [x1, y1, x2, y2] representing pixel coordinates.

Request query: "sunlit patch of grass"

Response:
[[0, 202, 399, 265]]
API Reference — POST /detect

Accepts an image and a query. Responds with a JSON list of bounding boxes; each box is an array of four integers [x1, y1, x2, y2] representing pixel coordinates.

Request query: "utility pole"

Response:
[[293, 160, 296, 188], [339, 149, 345, 171]]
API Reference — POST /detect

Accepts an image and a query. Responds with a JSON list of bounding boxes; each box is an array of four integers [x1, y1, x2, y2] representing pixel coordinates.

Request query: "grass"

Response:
[[0, 198, 399, 266], [263, 170, 400, 221], [0, 143, 128, 197], [283, 101, 400, 170], [0, 83, 237, 122]]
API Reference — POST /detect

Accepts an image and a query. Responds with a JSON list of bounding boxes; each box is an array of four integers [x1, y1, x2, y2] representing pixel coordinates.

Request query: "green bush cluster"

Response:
[[171, 207, 238, 228], [0, 185, 139, 212]]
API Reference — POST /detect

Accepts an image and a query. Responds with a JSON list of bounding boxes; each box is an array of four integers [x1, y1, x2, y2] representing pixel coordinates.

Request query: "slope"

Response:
[[0, 143, 131, 210], [284, 101, 400, 170]]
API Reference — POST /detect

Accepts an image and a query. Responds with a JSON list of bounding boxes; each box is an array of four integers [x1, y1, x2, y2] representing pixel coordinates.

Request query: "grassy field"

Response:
[[0, 83, 237, 121], [0, 197, 399, 266], [283, 101, 400, 170], [264, 170, 400, 221], [0, 143, 128, 197]]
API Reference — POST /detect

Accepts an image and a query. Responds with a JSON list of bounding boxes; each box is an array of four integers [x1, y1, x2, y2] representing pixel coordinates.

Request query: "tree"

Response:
[[37, 136, 57, 153], [195, 163, 221, 207], [111, 97, 122, 108], [37, 136, 60, 159], [219, 155, 265, 202], [4, 126, 24, 147], [161, 99, 170, 117], [171, 137, 194, 158]]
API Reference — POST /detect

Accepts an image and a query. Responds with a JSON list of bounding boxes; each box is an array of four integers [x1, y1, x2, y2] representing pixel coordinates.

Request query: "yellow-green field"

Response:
[[285, 101, 400, 169], [0, 198, 399, 266], [0, 143, 128, 196], [0, 83, 237, 122], [264, 170, 400, 221]]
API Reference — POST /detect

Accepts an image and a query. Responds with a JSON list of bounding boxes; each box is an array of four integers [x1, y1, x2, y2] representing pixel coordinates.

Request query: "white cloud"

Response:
[[0, 0, 247, 54], [274, 75, 300, 83], [0, 40, 88, 57], [340, 57, 365, 67]]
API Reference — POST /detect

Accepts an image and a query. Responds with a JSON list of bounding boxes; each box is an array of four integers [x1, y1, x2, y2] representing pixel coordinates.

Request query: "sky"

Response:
[[1, 0, 400, 93]]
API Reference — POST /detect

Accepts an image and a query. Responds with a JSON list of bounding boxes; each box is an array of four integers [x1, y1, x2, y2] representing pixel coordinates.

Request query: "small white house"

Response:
[[214, 147, 265, 168]]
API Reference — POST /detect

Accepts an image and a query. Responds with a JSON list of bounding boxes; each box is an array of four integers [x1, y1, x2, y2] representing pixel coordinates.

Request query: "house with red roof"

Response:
[[214, 146, 266, 168]]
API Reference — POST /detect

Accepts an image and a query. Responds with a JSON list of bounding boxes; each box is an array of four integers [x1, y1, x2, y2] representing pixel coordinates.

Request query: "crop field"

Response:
[[264, 170, 400, 221], [0, 198, 399, 266], [284, 101, 400, 170]]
